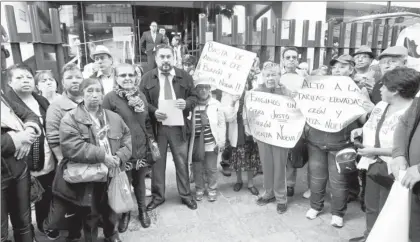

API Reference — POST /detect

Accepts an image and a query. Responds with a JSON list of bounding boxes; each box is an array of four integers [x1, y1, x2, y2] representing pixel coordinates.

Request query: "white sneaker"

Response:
[[306, 208, 321, 220], [303, 189, 311, 199], [146, 188, 152, 197], [331, 215, 343, 228]]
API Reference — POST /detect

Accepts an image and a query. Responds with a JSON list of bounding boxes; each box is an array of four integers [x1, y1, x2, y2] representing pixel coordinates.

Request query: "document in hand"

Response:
[[366, 170, 411, 242], [159, 99, 184, 126]]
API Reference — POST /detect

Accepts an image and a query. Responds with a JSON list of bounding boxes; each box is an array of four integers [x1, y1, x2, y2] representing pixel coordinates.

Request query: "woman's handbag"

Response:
[[366, 104, 394, 189], [63, 162, 108, 183], [289, 137, 309, 168], [30, 175, 45, 203], [139, 124, 160, 166]]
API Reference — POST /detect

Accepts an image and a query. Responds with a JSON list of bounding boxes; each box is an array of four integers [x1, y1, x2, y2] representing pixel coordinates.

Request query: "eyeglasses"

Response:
[[285, 56, 297, 60], [118, 73, 135, 78]]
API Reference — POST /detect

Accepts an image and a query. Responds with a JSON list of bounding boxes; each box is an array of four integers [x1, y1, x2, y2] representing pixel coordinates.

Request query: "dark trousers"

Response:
[[146, 53, 156, 72], [308, 143, 348, 217], [34, 172, 55, 231], [363, 176, 390, 237], [347, 170, 361, 198], [127, 167, 147, 210], [411, 191, 420, 242], [1, 165, 33, 242], [152, 126, 192, 202]]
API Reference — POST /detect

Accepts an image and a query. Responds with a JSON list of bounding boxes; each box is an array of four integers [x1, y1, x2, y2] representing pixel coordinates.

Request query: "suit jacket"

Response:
[[139, 31, 164, 54], [140, 67, 198, 140]]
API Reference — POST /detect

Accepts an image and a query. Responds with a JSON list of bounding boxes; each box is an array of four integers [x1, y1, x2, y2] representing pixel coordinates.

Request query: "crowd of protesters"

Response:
[[1, 19, 420, 242]]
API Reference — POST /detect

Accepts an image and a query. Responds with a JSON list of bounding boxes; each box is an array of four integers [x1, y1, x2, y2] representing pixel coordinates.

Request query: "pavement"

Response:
[[25, 151, 365, 242]]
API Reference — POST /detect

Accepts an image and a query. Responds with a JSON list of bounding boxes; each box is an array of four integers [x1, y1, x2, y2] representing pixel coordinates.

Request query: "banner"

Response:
[[193, 41, 257, 95], [244, 91, 306, 148], [396, 23, 420, 72], [294, 76, 372, 132]]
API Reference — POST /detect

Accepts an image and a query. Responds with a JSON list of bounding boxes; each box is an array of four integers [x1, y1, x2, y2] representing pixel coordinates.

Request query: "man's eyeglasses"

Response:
[[118, 73, 135, 78], [285, 56, 297, 60]]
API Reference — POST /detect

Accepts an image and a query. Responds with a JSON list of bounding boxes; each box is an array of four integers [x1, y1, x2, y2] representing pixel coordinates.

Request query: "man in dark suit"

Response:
[[140, 44, 198, 211], [139, 21, 164, 72]]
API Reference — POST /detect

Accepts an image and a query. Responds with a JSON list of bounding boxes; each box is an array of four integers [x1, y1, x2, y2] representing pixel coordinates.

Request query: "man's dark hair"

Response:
[[381, 67, 420, 99], [7, 63, 34, 83], [155, 44, 173, 56], [282, 47, 299, 58]]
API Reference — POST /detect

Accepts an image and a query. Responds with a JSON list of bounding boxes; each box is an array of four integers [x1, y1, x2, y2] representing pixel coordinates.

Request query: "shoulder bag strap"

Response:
[[374, 104, 390, 149]]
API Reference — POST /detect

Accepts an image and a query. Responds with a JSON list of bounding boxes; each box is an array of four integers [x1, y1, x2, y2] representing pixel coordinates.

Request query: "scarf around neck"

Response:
[[114, 86, 145, 113]]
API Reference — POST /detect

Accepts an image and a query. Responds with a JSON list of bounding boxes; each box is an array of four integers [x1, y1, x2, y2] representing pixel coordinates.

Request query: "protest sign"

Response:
[[280, 73, 305, 91], [396, 23, 420, 72], [294, 76, 372, 133], [244, 91, 306, 148], [193, 41, 257, 95]]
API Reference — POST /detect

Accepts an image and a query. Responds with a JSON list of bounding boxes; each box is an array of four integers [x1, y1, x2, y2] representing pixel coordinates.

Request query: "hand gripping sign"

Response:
[[294, 76, 373, 133], [193, 41, 257, 95], [244, 91, 306, 148]]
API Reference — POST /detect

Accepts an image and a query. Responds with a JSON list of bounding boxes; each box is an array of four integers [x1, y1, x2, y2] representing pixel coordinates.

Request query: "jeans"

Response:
[[257, 141, 288, 204], [411, 191, 420, 242], [1, 165, 33, 242], [363, 175, 390, 237], [126, 167, 147, 210], [193, 151, 218, 193], [308, 143, 348, 217], [152, 126, 192, 202], [347, 170, 361, 197], [34, 172, 55, 231], [286, 161, 297, 188]]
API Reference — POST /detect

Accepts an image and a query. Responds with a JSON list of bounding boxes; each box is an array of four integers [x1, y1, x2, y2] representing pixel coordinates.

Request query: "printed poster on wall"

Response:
[[244, 91, 306, 148], [294, 76, 373, 133], [193, 41, 257, 95]]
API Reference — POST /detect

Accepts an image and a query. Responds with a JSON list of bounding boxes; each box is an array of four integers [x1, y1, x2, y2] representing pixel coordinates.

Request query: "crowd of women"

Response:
[[1, 40, 420, 242]]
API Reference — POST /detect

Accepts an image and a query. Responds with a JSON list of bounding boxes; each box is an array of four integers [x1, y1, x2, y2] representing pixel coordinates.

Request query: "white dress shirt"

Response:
[[158, 68, 176, 102]]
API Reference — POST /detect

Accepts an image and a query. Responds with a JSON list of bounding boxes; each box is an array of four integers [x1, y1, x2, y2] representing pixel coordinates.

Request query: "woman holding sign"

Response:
[[243, 61, 294, 214], [349, 68, 420, 242]]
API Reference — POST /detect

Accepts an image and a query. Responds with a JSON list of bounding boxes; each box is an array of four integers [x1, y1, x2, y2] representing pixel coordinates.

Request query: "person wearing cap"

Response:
[[243, 61, 294, 214], [89, 45, 116, 95], [139, 21, 165, 72], [140, 44, 198, 211], [182, 54, 196, 76], [352, 46, 378, 95], [348, 68, 420, 242], [172, 35, 188, 69], [186, 77, 226, 202], [370, 46, 409, 105]]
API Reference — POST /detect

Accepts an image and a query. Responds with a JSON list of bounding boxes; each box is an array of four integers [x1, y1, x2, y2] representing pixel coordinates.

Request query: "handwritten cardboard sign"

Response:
[[193, 41, 257, 95], [244, 91, 306, 148], [294, 76, 373, 132], [280, 73, 305, 91]]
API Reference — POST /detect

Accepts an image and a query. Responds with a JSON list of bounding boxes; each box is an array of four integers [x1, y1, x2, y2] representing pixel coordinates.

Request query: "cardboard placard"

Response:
[[193, 41, 257, 95], [280, 73, 305, 91], [244, 91, 306, 148], [294, 76, 372, 132], [112, 27, 132, 42]]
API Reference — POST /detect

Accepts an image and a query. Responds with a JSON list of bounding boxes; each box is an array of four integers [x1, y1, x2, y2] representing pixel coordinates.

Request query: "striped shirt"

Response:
[[194, 105, 215, 145]]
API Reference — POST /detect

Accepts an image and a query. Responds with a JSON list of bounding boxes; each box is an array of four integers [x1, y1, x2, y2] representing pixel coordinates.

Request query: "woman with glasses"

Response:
[[103, 63, 153, 232], [55, 78, 131, 242], [34, 70, 62, 103]]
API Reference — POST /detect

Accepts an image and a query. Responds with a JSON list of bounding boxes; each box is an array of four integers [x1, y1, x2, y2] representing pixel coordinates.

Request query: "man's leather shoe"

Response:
[[118, 212, 130, 233], [277, 203, 287, 214], [139, 209, 151, 228], [146, 199, 165, 211], [349, 236, 366, 242], [181, 199, 197, 210]]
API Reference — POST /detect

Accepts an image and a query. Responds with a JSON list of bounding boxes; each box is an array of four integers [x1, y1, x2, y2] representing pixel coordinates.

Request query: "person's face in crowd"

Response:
[[156, 48, 174, 72], [172, 37, 179, 47], [332, 62, 354, 76], [150, 22, 157, 33], [283, 50, 298, 71], [159, 28, 166, 36], [196, 84, 211, 100], [262, 69, 280, 89], [9, 68, 35, 94], [116, 65, 136, 90], [380, 84, 397, 103], [354, 53, 372, 70], [83, 82, 103, 109], [94, 54, 113, 72], [37, 72, 57, 94], [183, 63, 194, 73], [299, 63, 309, 73], [379, 56, 406, 75], [63, 69, 83, 96]]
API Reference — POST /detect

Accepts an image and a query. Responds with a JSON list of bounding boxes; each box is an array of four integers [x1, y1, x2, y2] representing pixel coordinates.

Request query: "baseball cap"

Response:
[[352, 45, 374, 58], [330, 54, 355, 67], [90, 45, 112, 60], [377, 46, 408, 60]]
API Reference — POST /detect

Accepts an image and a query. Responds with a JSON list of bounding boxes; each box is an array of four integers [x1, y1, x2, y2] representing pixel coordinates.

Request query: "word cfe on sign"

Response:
[[294, 76, 373, 133], [193, 41, 257, 95], [244, 91, 306, 148]]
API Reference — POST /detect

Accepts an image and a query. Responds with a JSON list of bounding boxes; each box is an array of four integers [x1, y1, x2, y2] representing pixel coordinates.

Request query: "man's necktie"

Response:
[[162, 73, 173, 100]]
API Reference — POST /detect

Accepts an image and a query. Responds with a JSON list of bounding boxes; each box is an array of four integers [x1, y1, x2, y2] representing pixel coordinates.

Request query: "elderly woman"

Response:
[[349, 67, 420, 242], [55, 78, 132, 242], [34, 70, 62, 103], [243, 61, 292, 214], [103, 63, 153, 232]]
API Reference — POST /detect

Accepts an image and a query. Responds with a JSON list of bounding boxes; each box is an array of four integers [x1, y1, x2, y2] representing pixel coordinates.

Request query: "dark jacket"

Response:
[[1, 95, 41, 182], [52, 103, 132, 206], [140, 67, 198, 141], [4, 87, 50, 171], [103, 90, 154, 163], [139, 31, 164, 54]]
